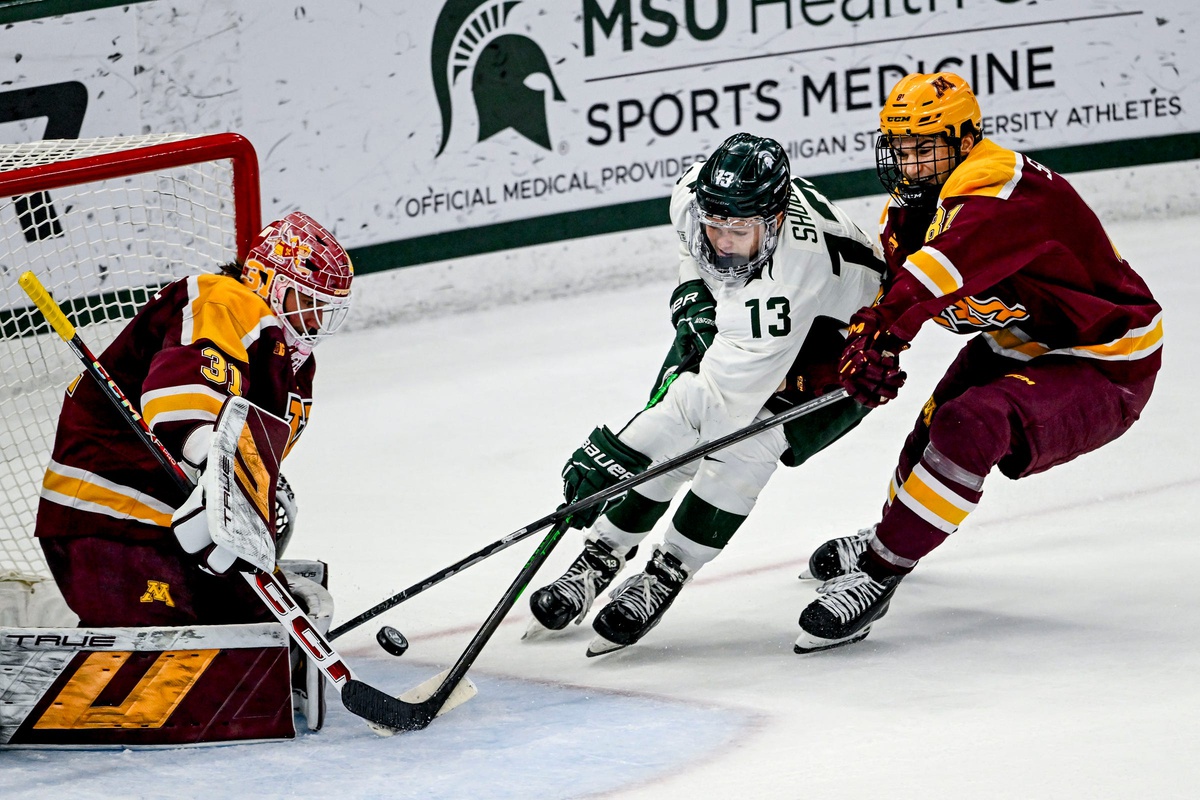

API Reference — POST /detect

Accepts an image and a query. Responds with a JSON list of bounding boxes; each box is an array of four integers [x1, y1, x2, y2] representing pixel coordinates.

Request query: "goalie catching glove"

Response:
[[171, 396, 293, 574], [561, 426, 651, 530]]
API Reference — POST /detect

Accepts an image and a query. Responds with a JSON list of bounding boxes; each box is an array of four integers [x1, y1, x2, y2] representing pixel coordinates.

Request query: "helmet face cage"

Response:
[[687, 199, 781, 284], [243, 212, 354, 361], [875, 133, 961, 211], [267, 272, 352, 356]]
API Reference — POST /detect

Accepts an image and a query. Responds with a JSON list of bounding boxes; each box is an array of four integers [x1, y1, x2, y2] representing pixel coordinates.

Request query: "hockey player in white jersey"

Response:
[[525, 133, 886, 655]]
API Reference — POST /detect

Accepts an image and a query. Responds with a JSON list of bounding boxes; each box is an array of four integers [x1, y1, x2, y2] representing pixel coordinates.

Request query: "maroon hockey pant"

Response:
[[42, 534, 274, 627], [866, 335, 1159, 574]]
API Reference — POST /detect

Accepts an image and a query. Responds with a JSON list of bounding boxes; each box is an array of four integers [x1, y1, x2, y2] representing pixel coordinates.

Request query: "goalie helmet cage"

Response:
[[0, 132, 262, 578]]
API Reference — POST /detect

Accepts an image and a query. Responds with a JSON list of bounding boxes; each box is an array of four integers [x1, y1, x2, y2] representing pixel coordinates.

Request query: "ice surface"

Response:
[[3, 215, 1197, 799]]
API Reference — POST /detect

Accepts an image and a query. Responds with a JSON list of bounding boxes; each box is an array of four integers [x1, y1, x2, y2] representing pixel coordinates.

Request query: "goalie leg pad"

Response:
[[0, 572, 78, 628], [281, 562, 333, 732], [0, 622, 294, 747]]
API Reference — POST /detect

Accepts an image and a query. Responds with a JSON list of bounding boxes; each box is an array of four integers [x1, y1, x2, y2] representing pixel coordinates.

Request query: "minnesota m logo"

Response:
[[930, 75, 956, 97], [140, 580, 175, 607]]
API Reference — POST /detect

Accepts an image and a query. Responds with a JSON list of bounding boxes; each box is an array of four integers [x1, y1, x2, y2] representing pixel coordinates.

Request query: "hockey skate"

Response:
[[524, 540, 633, 638], [799, 525, 875, 581], [587, 548, 689, 657], [794, 568, 903, 653]]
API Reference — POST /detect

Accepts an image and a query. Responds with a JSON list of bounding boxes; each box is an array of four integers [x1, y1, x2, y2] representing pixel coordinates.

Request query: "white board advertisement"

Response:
[[0, 0, 1196, 269]]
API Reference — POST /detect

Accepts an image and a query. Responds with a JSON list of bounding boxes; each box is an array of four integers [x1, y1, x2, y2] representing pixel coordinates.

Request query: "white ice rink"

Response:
[[4, 213, 1197, 799]]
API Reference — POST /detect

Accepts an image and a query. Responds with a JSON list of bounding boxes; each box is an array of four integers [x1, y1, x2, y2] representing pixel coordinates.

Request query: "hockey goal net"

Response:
[[0, 133, 261, 579]]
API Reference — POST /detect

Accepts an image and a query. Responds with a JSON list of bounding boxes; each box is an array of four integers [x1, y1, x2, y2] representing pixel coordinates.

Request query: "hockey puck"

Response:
[[376, 625, 409, 657]]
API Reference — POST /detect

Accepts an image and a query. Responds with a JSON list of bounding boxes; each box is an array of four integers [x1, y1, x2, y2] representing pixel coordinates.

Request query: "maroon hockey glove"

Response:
[[839, 309, 908, 408]]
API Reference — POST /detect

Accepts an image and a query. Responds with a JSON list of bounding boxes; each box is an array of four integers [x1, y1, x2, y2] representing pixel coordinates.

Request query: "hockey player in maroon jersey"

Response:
[[35, 212, 353, 628], [794, 72, 1163, 652]]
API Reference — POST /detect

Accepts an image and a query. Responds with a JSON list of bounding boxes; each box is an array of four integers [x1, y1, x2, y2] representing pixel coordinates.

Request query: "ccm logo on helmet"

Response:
[[887, 115, 911, 123]]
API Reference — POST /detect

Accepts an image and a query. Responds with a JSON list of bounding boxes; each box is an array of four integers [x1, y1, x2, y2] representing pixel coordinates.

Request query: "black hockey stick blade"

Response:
[[341, 679, 438, 732]]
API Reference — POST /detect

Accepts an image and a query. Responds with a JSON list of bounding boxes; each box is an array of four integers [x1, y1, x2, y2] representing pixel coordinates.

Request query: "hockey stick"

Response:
[[338, 387, 851, 731], [330, 384, 850, 641], [18, 271, 413, 733]]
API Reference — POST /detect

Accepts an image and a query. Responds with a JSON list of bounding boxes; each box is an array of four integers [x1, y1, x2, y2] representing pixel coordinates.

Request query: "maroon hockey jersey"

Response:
[[875, 138, 1162, 377], [36, 273, 315, 543]]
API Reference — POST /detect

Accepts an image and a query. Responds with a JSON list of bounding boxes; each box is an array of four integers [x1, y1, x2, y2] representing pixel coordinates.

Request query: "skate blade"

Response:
[[522, 616, 576, 641], [585, 634, 628, 658], [798, 566, 816, 580], [793, 626, 872, 654], [522, 617, 552, 640]]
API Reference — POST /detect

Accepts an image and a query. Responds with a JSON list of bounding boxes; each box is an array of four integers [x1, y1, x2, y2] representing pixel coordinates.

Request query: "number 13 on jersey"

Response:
[[746, 297, 791, 338]]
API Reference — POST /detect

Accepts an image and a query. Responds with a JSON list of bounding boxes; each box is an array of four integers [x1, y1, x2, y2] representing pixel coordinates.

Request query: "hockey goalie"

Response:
[[0, 213, 353, 747]]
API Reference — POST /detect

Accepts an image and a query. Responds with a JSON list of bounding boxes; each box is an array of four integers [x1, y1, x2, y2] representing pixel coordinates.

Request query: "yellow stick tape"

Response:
[[18, 271, 76, 341]]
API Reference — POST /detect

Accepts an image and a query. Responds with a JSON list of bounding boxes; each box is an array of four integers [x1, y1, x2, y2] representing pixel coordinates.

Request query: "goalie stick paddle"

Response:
[[18, 271, 415, 733], [329, 385, 851, 641]]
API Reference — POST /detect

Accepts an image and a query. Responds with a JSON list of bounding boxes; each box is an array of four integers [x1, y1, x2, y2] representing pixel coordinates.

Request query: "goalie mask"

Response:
[[243, 212, 354, 368], [688, 133, 790, 284], [876, 72, 983, 210]]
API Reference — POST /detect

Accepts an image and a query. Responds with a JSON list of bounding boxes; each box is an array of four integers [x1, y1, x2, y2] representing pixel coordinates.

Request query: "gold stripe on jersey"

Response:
[[41, 459, 175, 528], [986, 313, 1164, 362], [180, 274, 279, 362], [903, 246, 963, 297], [142, 383, 227, 431], [1052, 314, 1165, 361], [941, 139, 1024, 201], [984, 328, 1046, 360], [895, 463, 977, 534]]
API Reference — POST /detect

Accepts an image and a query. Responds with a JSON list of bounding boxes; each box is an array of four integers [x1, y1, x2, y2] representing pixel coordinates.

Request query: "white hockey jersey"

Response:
[[617, 164, 883, 461]]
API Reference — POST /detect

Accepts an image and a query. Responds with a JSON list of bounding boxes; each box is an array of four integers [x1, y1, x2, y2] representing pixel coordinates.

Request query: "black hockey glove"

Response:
[[561, 426, 651, 530], [650, 280, 717, 401]]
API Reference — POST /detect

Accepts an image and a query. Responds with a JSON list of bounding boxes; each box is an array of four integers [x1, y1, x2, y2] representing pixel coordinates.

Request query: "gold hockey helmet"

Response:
[[880, 72, 982, 140]]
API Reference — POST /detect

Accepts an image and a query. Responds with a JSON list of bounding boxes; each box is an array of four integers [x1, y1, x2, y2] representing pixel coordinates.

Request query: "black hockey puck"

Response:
[[376, 625, 409, 657]]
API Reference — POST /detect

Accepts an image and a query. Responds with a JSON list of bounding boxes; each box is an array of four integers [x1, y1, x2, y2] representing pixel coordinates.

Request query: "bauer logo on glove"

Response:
[[560, 425, 651, 530], [582, 435, 641, 480]]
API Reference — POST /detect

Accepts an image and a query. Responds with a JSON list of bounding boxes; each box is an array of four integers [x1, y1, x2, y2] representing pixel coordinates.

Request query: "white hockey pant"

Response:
[[590, 411, 787, 575]]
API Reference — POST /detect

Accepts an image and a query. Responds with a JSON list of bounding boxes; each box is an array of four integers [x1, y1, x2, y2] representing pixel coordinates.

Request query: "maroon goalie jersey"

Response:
[[35, 273, 315, 543], [875, 138, 1163, 378]]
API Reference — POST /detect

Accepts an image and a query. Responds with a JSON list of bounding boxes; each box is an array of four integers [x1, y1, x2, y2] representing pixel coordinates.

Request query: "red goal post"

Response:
[[0, 132, 261, 579]]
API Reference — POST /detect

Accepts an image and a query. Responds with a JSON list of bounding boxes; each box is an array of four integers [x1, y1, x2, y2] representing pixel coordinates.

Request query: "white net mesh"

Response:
[[0, 134, 252, 577]]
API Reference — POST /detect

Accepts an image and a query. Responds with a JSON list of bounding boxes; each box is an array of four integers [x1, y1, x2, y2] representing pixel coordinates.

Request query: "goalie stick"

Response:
[[338, 387, 852, 732], [18, 271, 416, 733]]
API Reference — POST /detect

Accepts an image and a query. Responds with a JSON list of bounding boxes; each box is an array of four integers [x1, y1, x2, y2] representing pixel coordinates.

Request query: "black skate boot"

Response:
[[794, 567, 903, 653], [799, 525, 875, 581], [588, 548, 689, 656], [526, 540, 634, 635]]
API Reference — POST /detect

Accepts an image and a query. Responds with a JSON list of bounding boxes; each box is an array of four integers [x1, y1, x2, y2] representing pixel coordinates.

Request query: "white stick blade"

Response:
[[399, 668, 478, 717]]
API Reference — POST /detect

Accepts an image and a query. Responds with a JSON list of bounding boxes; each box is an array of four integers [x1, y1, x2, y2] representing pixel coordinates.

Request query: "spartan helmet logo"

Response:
[[431, 0, 565, 157]]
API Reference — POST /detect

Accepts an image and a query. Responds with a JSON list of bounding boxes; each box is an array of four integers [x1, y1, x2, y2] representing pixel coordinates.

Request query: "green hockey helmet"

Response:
[[689, 133, 791, 283]]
